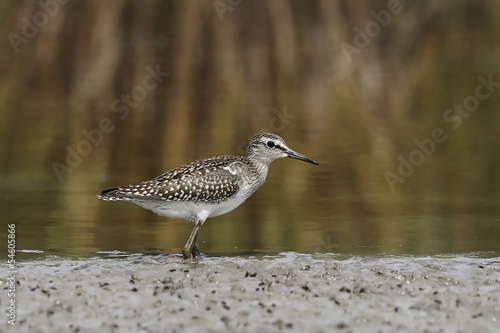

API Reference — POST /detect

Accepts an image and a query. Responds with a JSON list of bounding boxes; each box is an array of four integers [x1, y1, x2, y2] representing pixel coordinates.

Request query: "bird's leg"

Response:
[[191, 232, 200, 258], [182, 223, 200, 259]]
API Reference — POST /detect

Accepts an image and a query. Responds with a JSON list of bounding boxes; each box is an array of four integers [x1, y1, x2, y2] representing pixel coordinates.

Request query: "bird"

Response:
[[98, 133, 318, 259]]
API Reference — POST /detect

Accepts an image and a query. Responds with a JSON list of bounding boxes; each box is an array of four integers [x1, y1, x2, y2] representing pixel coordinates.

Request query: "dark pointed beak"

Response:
[[287, 149, 318, 165]]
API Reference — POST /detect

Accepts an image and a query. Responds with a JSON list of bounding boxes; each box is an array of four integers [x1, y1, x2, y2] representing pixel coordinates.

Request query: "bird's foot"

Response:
[[191, 246, 200, 259], [181, 248, 201, 260], [182, 247, 191, 260], [181, 246, 201, 260]]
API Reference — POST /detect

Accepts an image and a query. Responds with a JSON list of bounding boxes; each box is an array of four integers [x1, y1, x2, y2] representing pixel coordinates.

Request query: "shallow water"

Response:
[[2, 161, 500, 261]]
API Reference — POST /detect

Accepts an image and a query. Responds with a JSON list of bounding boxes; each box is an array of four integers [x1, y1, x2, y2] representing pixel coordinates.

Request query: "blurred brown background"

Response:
[[1, 0, 499, 258]]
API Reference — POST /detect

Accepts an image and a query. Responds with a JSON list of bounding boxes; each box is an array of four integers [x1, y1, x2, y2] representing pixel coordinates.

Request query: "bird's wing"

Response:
[[99, 156, 242, 203]]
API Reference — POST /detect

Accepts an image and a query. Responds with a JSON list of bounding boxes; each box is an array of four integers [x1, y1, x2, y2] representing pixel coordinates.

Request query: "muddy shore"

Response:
[[2, 253, 499, 332]]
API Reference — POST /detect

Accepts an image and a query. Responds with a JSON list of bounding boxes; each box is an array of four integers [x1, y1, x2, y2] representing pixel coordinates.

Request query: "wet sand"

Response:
[[3, 253, 499, 332]]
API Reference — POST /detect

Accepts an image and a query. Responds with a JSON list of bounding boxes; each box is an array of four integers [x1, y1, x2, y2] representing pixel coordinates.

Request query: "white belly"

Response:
[[130, 193, 251, 225]]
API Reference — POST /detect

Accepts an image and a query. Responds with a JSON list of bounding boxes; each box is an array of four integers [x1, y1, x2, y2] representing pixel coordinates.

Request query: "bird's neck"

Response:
[[244, 156, 269, 188]]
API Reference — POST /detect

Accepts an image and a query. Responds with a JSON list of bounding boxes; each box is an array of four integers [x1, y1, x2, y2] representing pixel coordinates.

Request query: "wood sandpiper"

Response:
[[98, 133, 318, 259]]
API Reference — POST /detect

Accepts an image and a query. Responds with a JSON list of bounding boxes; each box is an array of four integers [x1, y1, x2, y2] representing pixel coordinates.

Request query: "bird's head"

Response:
[[246, 133, 318, 166]]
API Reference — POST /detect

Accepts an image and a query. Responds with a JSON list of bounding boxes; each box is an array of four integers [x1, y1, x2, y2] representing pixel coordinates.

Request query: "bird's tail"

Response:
[[97, 187, 121, 200]]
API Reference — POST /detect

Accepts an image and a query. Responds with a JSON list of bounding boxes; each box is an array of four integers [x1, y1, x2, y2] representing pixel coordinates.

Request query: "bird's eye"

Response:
[[266, 141, 275, 148]]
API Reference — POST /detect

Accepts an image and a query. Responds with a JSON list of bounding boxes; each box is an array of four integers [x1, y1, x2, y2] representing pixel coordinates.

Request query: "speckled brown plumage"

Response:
[[99, 155, 257, 203]]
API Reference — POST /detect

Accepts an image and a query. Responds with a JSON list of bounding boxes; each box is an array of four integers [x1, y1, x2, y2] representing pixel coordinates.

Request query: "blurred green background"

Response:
[[1, 0, 499, 259]]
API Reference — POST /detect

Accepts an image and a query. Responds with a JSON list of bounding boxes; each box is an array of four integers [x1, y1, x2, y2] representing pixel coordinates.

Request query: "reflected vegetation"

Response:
[[0, 1, 499, 259]]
